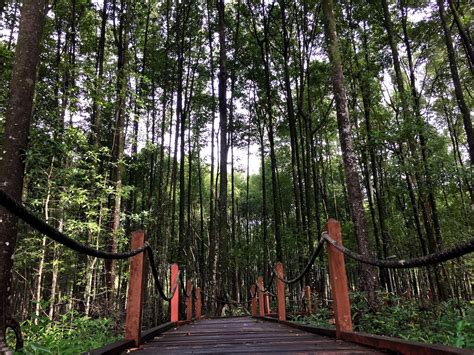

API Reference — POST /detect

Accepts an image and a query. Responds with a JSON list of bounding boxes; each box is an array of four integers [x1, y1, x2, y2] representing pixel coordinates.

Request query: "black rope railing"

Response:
[[180, 272, 199, 300], [5, 317, 23, 351], [255, 282, 273, 295], [0, 189, 184, 302], [0, 190, 149, 259], [273, 236, 326, 285], [255, 271, 276, 293], [321, 232, 474, 269], [3, 188, 474, 317], [145, 247, 180, 302], [201, 290, 252, 306], [250, 286, 257, 299], [254, 229, 474, 292]]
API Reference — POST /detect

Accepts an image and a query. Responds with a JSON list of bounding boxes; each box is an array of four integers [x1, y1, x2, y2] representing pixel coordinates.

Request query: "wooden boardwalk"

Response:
[[138, 317, 385, 354]]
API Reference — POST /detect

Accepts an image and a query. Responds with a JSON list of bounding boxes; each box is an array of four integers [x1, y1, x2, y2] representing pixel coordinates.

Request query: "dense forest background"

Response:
[[0, 0, 472, 344]]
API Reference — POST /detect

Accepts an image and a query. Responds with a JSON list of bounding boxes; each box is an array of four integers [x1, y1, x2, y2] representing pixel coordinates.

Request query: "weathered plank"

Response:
[[138, 316, 384, 354]]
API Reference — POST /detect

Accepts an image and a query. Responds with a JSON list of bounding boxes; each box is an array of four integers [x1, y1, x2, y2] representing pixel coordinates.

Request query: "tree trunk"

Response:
[[0, 0, 48, 350], [35, 158, 54, 323], [106, 0, 129, 313], [216, 0, 228, 305], [437, 0, 474, 164], [401, 0, 450, 300], [279, 0, 305, 248], [322, 0, 379, 309], [90, 0, 108, 144], [447, 0, 474, 72], [206, 0, 218, 311]]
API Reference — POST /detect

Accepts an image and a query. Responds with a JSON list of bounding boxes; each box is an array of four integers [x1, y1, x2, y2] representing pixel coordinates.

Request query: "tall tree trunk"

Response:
[[35, 158, 55, 323], [322, 0, 379, 309], [206, 0, 218, 309], [257, 115, 269, 281], [248, 2, 283, 261], [197, 149, 206, 287], [106, 0, 129, 312], [216, 0, 228, 304], [447, 0, 474, 72], [156, 0, 173, 262], [351, 19, 391, 290], [401, 0, 450, 300], [177, 11, 186, 264], [128, 0, 151, 233], [0, 0, 48, 350], [229, 2, 241, 302], [279, 0, 305, 248], [90, 0, 108, 145], [437, 0, 474, 164]]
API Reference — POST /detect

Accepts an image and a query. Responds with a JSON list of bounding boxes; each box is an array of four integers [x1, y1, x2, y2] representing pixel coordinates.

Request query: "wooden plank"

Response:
[[264, 292, 271, 315], [125, 231, 145, 347], [186, 280, 193, 321], [326, 219, 352, 338], [260, 316, 471, 355], [140, 322, 177, 343], [257, 277, 264, 317], [139, 343, 380, 355], [275, 262, 286, 321], [341, 330, 472, 355], [305, 285, 312, 315], [84, 339, 134, 355], [250, 284, 257, 317], [195, 287, 202, 320], [261, 316, 337, 338], [139, 317, 385, 354], [170, 263, 179, 322]]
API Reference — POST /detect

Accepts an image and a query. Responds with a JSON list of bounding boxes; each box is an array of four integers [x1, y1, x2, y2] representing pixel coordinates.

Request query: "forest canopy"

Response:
[[0, 0, 472, 351]]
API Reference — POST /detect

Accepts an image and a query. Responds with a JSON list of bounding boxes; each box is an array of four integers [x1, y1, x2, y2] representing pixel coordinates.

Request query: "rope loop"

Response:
[[321, 232, 474, 268], [5, 317, 23, 351]]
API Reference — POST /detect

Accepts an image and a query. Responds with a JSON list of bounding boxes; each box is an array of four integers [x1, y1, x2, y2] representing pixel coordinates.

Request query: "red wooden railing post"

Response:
[[186, 280, 193, 321], [170, 263, 179, 322], [305, 286, 312, 315], [125, 231, 145, 347], [250, 284, 257, 316], [275, 262, 286, 321], [326, 219, 353, 338], [257, 276, 265, 317], [195, 287, 202, 320], [264, 293, 271, 315]]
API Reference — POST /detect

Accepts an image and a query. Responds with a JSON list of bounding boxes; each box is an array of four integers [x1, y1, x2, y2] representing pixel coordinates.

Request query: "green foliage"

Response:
[[10, 310, 119, 354], [296, 294, 473, 349], [293, 307, 334, 329], [353, 296, 473, 349], [1, 0, 472, 344]]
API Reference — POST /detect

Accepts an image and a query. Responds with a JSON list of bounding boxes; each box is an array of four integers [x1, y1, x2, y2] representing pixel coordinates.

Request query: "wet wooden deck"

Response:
[[138, 317, 385, 354]]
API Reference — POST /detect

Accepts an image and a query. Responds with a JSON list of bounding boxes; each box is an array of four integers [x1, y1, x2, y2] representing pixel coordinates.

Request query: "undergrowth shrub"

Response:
[[8, 310, 119, 354], [295, 293, 473, 349]]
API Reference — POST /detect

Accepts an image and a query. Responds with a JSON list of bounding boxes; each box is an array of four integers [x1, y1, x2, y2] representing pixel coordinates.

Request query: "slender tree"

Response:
[[321, 0, 379, 308], [105, 0, 129, 310], [216, 0, 229, 303], [0, 0, 48, 350], [436, 0, 473, 164]]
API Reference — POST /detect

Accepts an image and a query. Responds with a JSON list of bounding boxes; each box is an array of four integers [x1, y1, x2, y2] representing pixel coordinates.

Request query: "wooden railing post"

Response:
[[250, 284, 257, 316], [264, 293, 271, 315], [195, 287, 201, 320], [125, 231, 145, 347], [257, 276, 265, 317], [326, 219, 352, 338], [186, 280, 193, 321], [275, 262, 286, 321], [170, 263, 179, 322], [305, 286, 312, 315]]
